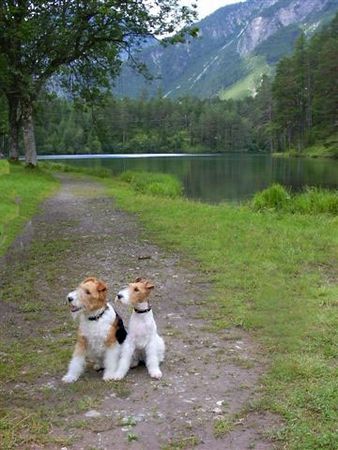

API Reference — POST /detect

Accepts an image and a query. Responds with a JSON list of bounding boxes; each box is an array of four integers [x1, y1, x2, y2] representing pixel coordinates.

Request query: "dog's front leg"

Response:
[[62, 336, 87, 383], [103, 344, 120, 381], [145, 342, 162, 379], [112, 339, 135, 380]]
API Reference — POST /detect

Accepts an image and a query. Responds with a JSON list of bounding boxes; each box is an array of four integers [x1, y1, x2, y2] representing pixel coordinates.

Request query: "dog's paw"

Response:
[[150, 369, 162, 379], [62, 374, 78, 383], [109, 372, 125, 381], [103, 371, 116, 381]]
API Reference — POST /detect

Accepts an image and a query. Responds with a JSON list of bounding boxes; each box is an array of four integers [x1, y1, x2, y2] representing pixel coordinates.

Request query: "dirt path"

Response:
[[1, 175, 279, 449]]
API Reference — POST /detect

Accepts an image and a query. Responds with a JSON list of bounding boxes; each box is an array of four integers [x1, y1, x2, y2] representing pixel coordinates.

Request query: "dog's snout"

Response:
[[67, 295, 74, 303]]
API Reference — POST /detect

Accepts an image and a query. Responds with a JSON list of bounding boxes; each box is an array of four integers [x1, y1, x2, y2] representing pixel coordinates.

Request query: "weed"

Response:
[[162, 435, 200, 449], [213, 418, 234, 438]]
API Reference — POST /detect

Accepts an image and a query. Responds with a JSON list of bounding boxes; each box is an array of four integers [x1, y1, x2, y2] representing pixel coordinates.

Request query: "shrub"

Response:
[[252, 184, 338, 215], [119, 171, 182, 198], [292, 188, 338, 215], [251, 184, 290, 211]]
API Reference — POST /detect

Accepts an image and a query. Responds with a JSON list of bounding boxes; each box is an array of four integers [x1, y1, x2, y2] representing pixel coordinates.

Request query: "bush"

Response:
[[119, 171, 182, 198], [292, 188, 338, 215], [252, 184, 338, 215], [252, 184, 291, 211]]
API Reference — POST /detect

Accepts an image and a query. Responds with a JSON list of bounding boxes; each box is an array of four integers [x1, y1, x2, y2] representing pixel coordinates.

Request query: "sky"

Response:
[[183, 0, 246, 20]]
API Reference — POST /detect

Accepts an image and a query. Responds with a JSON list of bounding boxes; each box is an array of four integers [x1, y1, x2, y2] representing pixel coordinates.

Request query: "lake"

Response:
[[40, 153, 338, 203]]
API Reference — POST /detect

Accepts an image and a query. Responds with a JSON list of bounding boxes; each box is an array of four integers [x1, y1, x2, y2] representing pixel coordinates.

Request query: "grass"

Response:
[[273, 133, 338, 160], [102, 176, 338, 450], [119, 170, 183, 198], [219, 55, 272, 100], [251, 184, 338, 215], [0, 162, 58, 256], [213, 418, 234, 438]]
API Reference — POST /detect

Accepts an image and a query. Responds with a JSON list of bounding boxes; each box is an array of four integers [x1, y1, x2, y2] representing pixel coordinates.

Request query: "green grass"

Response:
[[213, 418, 234, 438], [39, 160, 112, 178], [102, 178, 338, 450], [0, 162, 58, 256], [119, 170, 183, 198], [219, 56, 272, 100], [273, 133, 338, 160], [0, 159, 10, 175], [252, 184, 338, 215]]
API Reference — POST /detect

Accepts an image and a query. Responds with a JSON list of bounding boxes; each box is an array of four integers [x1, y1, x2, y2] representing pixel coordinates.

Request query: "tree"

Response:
[[0, 0, 197, 165]]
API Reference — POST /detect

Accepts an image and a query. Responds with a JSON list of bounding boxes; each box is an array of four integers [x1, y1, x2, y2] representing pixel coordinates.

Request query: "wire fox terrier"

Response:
[[62, 277, 127, 383], [113, 277, 165, 380]]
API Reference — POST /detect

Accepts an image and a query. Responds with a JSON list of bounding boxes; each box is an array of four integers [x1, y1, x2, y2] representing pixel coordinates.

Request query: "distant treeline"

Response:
[[32, 95, 254, 154], [0, 13, 337, 156]]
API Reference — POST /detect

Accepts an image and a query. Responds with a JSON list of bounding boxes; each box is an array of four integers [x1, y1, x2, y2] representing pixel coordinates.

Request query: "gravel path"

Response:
[[1, 174, 279, 449]]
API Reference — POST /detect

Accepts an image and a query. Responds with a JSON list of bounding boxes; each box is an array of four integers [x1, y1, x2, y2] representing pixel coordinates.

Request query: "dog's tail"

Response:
[[115, 313, 127, 344]]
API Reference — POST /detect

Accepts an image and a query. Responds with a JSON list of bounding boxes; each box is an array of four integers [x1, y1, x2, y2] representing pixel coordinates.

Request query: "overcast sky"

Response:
[[184, 0, 246, 20]]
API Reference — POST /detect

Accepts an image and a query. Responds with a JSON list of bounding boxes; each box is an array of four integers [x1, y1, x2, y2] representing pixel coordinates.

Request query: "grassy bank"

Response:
[[273, 134, 338, 159], [0, 161, 58, 256], [102, 174, 337, 449]]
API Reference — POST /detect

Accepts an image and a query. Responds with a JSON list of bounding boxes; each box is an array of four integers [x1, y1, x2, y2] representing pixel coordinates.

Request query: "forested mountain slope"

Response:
[[115, 0, 338, 99]]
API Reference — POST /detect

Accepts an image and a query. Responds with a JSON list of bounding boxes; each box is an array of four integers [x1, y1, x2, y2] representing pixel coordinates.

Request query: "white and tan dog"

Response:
[[62, 276, 127, 383], [113, 277, 165, 380]]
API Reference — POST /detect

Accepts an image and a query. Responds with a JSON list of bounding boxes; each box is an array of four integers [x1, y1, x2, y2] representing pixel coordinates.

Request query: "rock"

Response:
[[213, 407, 223, 414], [84, 410, 101, 418]]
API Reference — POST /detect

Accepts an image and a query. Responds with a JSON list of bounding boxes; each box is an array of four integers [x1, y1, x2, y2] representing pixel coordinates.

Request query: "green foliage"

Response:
[[271, 13, 338, 152], [119, 170, 182, 198], [251, 184, 291, 211], [292, 188, 338, 215], [34, 94, 253, 154], [252, 184, 338, 215]]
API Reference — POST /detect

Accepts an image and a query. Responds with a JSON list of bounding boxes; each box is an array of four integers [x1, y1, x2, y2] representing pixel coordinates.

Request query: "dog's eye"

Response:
[[85, 289, 90, 295], [134, 287, 139, 292]]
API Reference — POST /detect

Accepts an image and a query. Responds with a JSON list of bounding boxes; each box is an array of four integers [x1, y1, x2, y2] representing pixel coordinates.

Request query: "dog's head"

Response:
[[115, 277, 154, 307], [67, 277, 108, 316]]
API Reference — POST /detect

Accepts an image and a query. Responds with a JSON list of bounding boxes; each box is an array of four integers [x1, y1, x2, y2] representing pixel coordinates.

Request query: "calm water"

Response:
[[41, 153, 338, 203]]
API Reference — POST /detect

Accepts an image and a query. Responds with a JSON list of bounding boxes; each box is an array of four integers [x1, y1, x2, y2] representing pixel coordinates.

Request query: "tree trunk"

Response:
[[8, 95, 20, 160], [22, 103, 37, 167]]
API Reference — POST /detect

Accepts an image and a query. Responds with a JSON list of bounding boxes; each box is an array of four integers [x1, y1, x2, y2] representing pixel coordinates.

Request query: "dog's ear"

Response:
[[84, 276, 96, 283], [96, 280, 107, 292], [145, 281, 154, 290], [135, 277, 143, 283]]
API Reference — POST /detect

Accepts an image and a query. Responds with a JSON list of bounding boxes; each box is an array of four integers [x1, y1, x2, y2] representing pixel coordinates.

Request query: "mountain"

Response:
[[115, 0, 338, 99]]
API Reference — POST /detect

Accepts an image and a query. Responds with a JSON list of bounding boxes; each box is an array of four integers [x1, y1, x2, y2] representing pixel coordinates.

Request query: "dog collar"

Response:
[[134, 305, 152, 314], [88, 306, 109, 321]]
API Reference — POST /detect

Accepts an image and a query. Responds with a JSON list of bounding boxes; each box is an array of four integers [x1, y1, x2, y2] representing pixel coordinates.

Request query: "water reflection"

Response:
[[44, 154, 338, 203]]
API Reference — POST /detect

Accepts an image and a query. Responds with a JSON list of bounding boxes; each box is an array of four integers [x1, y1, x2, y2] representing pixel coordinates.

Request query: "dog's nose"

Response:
[[67, 295, 74, 303]]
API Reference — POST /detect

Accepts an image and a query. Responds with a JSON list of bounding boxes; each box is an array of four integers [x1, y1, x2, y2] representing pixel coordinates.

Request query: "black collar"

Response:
[[134, 305, 152, 314], [88, 305, 109, 321]]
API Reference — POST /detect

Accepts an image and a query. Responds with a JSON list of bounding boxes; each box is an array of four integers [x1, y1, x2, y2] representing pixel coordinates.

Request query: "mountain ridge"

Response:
[[115, 0, 338, 99]]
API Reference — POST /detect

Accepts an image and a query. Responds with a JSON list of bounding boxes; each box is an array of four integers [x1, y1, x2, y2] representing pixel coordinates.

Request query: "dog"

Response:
[[62, 276, 127, 383], [113, 277, 165, 380]]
